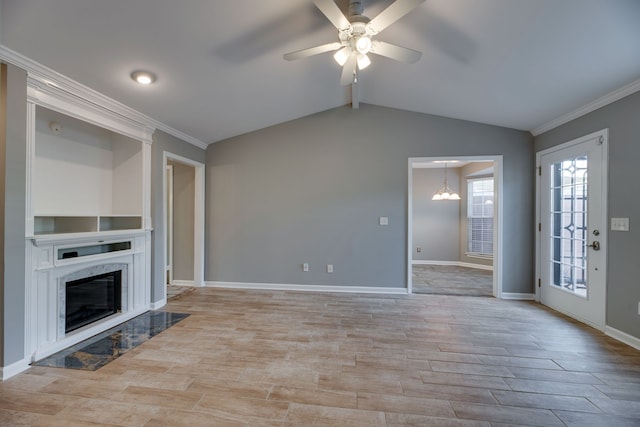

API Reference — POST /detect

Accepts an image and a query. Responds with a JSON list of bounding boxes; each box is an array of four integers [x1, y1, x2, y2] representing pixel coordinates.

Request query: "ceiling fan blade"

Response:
[[340, 53, 357, 86], [371, 40, 422, 63], [367, 0, 426, 34], [283, 42, 343, 61], [313, 0, 351, 30]]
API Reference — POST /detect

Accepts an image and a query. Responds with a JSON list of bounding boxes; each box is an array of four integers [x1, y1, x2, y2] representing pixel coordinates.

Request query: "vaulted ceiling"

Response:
[[2, 0, 639, 145]]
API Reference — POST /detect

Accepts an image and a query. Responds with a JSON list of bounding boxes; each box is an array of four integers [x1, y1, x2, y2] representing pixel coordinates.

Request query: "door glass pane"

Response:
[[549, 156, 588, 297]]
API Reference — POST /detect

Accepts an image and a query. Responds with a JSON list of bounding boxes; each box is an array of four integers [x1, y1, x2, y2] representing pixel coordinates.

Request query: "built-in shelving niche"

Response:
[[32, 106, 143, 235], [34, 215, 142, 235]]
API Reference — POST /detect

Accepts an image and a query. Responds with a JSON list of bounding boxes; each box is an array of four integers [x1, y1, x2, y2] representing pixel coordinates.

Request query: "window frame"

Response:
[[467, 176, 494, 258]]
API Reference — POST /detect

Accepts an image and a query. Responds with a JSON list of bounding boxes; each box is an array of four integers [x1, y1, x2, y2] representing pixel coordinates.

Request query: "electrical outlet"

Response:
[[327, 264, 333, 273], [302, 263, 309, 272], [416, 247, 421, 253]]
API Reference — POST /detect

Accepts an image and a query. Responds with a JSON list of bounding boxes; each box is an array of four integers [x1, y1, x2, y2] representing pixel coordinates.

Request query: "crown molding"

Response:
[[0, 44, 208, 149], [531, 77, 640, 136]]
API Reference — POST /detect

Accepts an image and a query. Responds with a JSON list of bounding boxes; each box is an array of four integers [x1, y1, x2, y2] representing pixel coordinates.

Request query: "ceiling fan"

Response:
[[284, 0, 425, 86]]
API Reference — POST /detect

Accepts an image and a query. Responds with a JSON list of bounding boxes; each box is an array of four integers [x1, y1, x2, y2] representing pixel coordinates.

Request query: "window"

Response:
[[467, 177, 494, 257]]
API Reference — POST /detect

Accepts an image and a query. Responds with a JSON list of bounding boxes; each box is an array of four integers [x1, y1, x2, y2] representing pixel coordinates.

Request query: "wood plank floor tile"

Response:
[[284, 402, 386, 426], [506, 366, 605, 384], [57, 398, 160, 426], [385, 412, 491, 426], [195, 393, 289, 421], [491, 389, 602, 412], [504, 378, 609, 398], [595, 383, 640, 401], [450, 401, 565, 426], [430, 360, 515, 377], [111, 386, 204, 410], [267, 385, 358, 409], [357, 391, 454, 417], [143, 409, 247, 427], [553, 409, 640, 427], [401, 379, 498, 404]]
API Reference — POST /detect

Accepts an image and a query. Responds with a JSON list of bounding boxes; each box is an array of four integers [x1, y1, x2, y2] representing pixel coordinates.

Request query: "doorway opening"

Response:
[[162, 152, 205, 301], [408, 156, 503, 297]]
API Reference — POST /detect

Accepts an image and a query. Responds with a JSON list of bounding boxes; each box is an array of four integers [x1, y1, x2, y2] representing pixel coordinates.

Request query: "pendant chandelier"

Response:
[[432, 163, 460, 201]]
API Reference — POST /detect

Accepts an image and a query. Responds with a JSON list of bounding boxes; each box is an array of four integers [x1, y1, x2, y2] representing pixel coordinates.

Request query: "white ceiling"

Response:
[[2, 0, 639, 145]]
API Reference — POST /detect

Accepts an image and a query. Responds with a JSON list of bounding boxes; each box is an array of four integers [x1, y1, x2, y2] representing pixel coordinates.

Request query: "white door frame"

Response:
[[535, 129, 608, 330], [162, 152, 205, 294], [408, 155, 504, 297], [165, 164, 174, 285]]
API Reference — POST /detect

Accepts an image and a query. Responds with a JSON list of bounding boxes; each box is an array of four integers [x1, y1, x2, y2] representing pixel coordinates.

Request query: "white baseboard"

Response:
[[412, 260, 493, 271], [1, 357, 30, 381], [501, 292, 536, 300], [170, 280, 199, 287], [205, 281, 408, 295], [150, 298, 167, 310], [605, 325, 640, 351]]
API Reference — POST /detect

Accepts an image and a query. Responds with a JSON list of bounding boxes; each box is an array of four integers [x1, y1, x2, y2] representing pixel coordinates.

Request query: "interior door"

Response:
[[539, 130, 607, 329]]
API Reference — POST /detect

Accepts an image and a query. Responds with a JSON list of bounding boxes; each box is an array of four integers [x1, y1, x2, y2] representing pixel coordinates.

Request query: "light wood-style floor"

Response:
[[2, 288, 640, 426], [412, 265, 493, 297]]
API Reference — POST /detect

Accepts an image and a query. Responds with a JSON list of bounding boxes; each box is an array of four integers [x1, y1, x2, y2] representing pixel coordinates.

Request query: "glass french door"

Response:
[[539, 131, 607, 329]]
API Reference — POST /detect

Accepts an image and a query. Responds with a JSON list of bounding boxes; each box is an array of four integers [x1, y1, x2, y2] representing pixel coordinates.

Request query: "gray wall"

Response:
[[150, 131, 205, 303], [168, 160, 195, 281], [534, 91, 640, 340], [412, 168, 460, 262], [206, 104, 534, 291], [1, 63, 27, 366]]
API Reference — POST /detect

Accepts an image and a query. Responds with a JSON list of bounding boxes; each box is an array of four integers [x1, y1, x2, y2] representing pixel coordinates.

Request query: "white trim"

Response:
[[1, 358, 31, 381], [150, 298, 167, 310], [412, 260, 493, 271], [0, 44, 207, 149], [408, 156, 503, 298], [501, 293, 536, 300], [162, 152, 206, 304], [605, 326, 640, 351], [531, 78, 640, 136], [171, 280, 199, 287], [205, 281, 408, 295]]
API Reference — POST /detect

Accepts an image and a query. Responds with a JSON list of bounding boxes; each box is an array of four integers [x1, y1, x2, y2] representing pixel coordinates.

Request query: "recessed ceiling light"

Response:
[[131, 70, 157, 85]]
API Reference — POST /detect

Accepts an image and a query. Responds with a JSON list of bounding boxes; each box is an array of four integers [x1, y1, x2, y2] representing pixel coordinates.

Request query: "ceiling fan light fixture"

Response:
[[333, 47, 351, 66], [355, 36, 372, 54], [357, 54, 371, 70]]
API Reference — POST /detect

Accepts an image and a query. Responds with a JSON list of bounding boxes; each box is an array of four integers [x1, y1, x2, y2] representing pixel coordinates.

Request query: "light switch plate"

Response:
[[611, 217, 629, 231], [379, 216, 389, 226]]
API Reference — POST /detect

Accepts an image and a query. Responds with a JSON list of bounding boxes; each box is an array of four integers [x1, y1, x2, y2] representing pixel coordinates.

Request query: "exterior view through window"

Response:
[[468, 177, 494, 257]]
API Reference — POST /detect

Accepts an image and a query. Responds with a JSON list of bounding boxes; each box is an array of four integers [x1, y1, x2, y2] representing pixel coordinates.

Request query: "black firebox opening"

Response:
[[65, 270, 122, 333]]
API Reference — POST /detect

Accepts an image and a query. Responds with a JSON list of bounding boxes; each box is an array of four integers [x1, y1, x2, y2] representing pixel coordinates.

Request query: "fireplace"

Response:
[[65, 271, 122, 333], [58, 263, 129, 337]]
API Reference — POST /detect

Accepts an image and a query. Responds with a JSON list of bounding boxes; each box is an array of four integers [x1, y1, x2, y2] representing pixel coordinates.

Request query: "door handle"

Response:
[[587, 241, 600, 251]]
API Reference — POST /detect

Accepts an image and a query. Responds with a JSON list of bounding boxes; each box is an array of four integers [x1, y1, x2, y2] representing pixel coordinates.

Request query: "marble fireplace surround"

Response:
[[58, 263, 129, 337]]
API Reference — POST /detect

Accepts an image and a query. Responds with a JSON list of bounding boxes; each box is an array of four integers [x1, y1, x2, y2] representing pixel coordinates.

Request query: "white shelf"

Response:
[[34, 215, 142, 235]]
